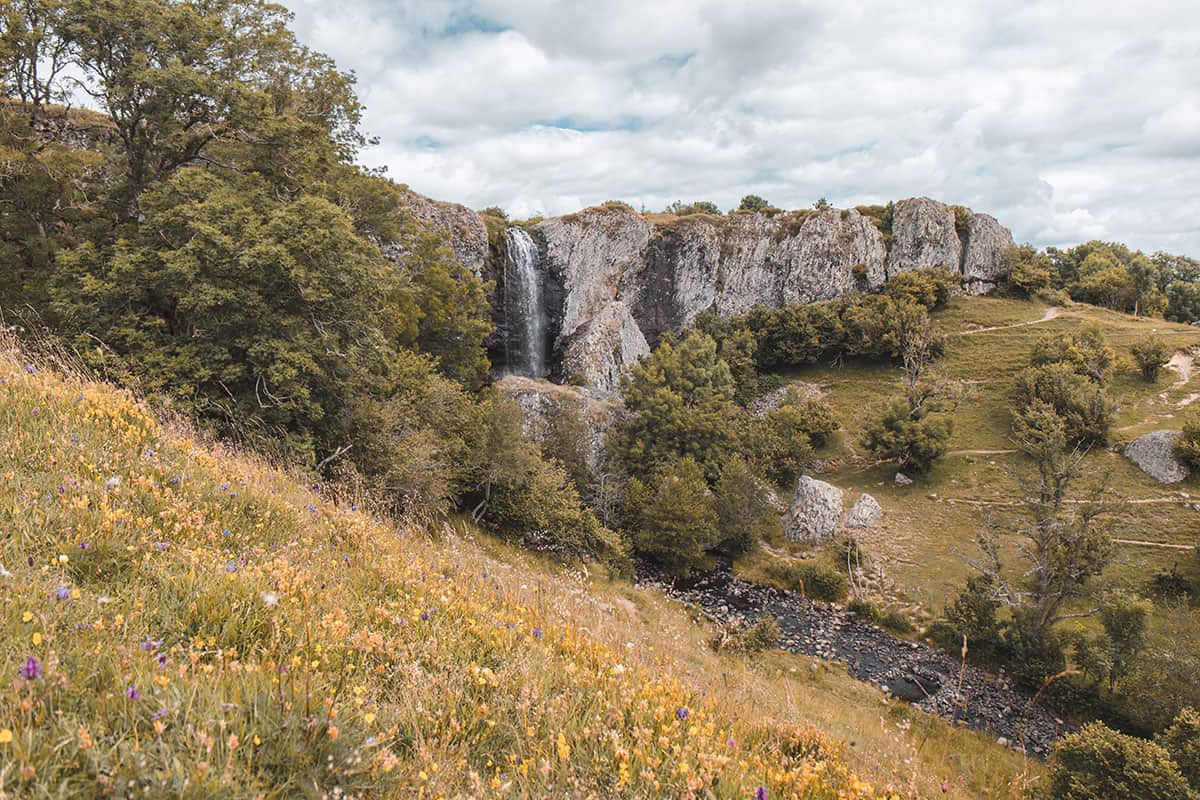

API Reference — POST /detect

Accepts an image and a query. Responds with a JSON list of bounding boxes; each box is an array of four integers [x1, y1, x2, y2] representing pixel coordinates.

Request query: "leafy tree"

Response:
[[935, 573, 1003, 663], [1002, 606, 1067, 689], [625, 456, 718, 577], [813, 197, 832, 211], [737, 194, 770, 212], [713, 457, 780, 556], [614, 331, 738, 483], [1049, 722, 1194, 800], [747, 403, 815, 486], [1000, 244, 1052, 297], [885, 267, 959, 310], [1073, 591, 1152, 691], [1132, 336, 1172, 382], [1166, 281, 1200, 324], [0, 0, 72, 114]]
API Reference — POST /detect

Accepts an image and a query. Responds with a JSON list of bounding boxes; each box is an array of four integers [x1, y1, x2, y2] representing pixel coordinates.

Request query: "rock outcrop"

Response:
[[844, 493, 883, 528], [399, 189, 490, 276], [961, 213, 1015, 294], [785, 476, 846, 542], [397, 193, 1014, 392], [494, 375, 624, 480], [1124, 430, 1190, 484]]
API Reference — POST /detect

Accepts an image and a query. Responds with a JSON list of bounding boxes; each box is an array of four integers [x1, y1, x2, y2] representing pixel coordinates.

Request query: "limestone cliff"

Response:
[[403, 195, 1014, 391], [398, 189, 490, 276]]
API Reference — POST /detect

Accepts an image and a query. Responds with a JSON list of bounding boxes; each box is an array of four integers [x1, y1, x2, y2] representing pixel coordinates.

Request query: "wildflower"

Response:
[[532, 626, 543, 640], [675, 706, 690, 721], [20, 657, 42, 680], [104, 476, 120, 491], [0, 729, 11, 745], [0, 564, 12, 578], [419, 611, 430, 621], [224, 561, 238, 574], [54, 585, 71, 601], [125, 685, 141, 701], [57, 554, 68, 564], [151, 708, 169, 722], [754, 788, 767, 800], [156, 653, 168, 666], [153, 541, 169, 551], [261, 592, 278, 607], [24, 364, 36, 374], [139, 637, 161, 652], [77, 541, 89, 550]]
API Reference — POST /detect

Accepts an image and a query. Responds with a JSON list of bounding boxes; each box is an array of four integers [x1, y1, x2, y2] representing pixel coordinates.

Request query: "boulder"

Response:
[[844, 493, 883, 528], [894, 472, 914, 486], [1124, 430, 1190, 484], [785, 476, 845, 542], [961, 213, 1014, 295]]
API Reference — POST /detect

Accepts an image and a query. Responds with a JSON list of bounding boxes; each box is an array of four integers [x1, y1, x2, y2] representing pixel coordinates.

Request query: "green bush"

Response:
[[847, 598, 878, 621], [1132, 336, 1173, 382], [1175, 415, 1200, 470], [1029, 324, 1116, 384], [879, 609, 915, 635], [1157, 707, 1200, 790], [713, 457, 780, 556], [934, 574, 1003, 663], [763, 560, 848, 602], [737, 195, 770, 213], [1049, 722, 1194, 800], [1011, 363, 1115, 448], [1002, 608, 1066, 690], [1000, 244, 1052, 297], [885, 267, 959, 310], [711, 615, 782, 654], [861, 396, 953, 474]]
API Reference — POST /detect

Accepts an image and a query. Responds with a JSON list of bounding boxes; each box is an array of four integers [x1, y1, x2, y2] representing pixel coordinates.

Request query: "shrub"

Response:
[[737, 195, 770, 213], [847, 598, 878, 621], [1175, 415, 1200, 470], [763, 560, 848, 602], [666, 200, 721, 216], [1030, 324, 1116, 384], [861, 396, 953, 474], [885, 267, 959, 310], [711, 616, 782, 654], [713, 457, 780, 556], [1002, 608, 1066, 690], [1011, 363, 1115, 448], [935, 574, 1003, 663], [1132, 336, 1172, 382], [1049, 722, 1193, 800], [1157, 707, 1200, 790], [746, 404, 816, 486], [1148, 567, 1195, 602], [879, 609, 915, 635]]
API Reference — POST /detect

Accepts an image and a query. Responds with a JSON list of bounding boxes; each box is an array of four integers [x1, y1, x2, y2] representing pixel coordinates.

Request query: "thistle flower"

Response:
[[19, 657, 42, 680]]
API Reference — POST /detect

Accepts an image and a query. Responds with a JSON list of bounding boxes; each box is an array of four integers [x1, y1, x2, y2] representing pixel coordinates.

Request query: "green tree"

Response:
[[1049, 722, 1194, 800], [1176, 414, 1200, 470], [718, 326, 760, 406], [615, 331, 738, 483], [625, 456, 719, 576], [1030, 323, 1116, 384], [713, 457, 780, 556], [1166, 281, 1200, 324], [737, 194, 770, 212], [1000, 244, 1052, 297], [1011, 363, 1115, 448], [936, 573, 1003, 663], [1132, 336, 1172, 383], [1074, 591, 1152, 691]]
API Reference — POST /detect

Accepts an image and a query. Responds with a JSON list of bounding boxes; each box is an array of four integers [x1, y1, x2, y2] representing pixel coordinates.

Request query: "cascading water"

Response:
[[504, 227, 548, 377]]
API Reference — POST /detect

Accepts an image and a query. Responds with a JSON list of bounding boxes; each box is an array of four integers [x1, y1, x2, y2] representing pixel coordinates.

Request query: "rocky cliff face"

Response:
[[405, 195, 1014, 392], [398, 189, 491, 276]]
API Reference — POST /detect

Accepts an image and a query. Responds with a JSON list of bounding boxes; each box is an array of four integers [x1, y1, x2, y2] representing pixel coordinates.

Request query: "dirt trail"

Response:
[[957, 306, 1060, 336], [1112, 538, 1196, 551]]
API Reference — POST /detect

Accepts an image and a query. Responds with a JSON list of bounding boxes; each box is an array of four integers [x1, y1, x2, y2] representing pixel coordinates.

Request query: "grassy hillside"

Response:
[[746, 295, 1200, 629], [0, 337, 1041, 797]]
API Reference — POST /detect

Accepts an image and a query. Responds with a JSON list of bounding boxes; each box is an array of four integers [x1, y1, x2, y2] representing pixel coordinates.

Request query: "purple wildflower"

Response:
[[77, 541, 89, 550], [139, 637, 161, 652], [24, 364, 36, 374], [675, 706, 690, 721], [224, 561, 238, 574], [754, 788, 767, 800], [419, 611, 430, 621], [125, 685, 141, 701], [531, 627, 543, 640], [20, 657, 42, 680], [156, 652, 168, 666], [151, 708, 169, 722], [54, 585, 71, 600]]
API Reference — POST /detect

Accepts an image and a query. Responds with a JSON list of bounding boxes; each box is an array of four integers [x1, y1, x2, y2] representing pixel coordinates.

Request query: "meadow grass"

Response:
[[0, 334, 1041, 798]]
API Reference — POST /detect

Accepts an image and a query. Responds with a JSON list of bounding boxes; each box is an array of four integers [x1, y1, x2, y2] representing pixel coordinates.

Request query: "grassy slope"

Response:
[[744, 296, 1200, 626], [0, 342, 1038, 798]]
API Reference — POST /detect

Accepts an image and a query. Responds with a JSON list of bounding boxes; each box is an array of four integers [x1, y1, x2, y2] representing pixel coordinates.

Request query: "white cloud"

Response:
[[286, 0, 1200, 254]]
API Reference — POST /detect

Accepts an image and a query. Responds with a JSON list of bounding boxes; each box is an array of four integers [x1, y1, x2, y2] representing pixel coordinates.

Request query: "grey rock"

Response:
[[1124, 430, 1190, 484], [962, 213, 1015, 295], [894, 472, 914, 486], [887, 197, 961, 278], [845, 493, 883, 528], [397, 190, 489, 275], [785, 476, 845, 542], [494, 375, 625, 480]]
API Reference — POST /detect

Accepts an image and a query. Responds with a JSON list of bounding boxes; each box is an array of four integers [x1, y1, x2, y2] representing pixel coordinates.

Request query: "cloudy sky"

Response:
[[286, 0, 1200, 255]]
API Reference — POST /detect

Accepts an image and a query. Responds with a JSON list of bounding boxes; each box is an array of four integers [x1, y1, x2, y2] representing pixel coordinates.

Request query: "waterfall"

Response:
[[504, 227, 547, 377]]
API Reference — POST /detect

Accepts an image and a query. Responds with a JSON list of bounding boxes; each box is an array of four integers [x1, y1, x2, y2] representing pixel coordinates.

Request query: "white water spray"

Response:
[[505, 227, 547, 377]]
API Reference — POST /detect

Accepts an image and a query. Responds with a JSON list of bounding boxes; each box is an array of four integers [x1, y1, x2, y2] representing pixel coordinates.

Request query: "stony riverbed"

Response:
[[644, 569, 1069, 757]]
